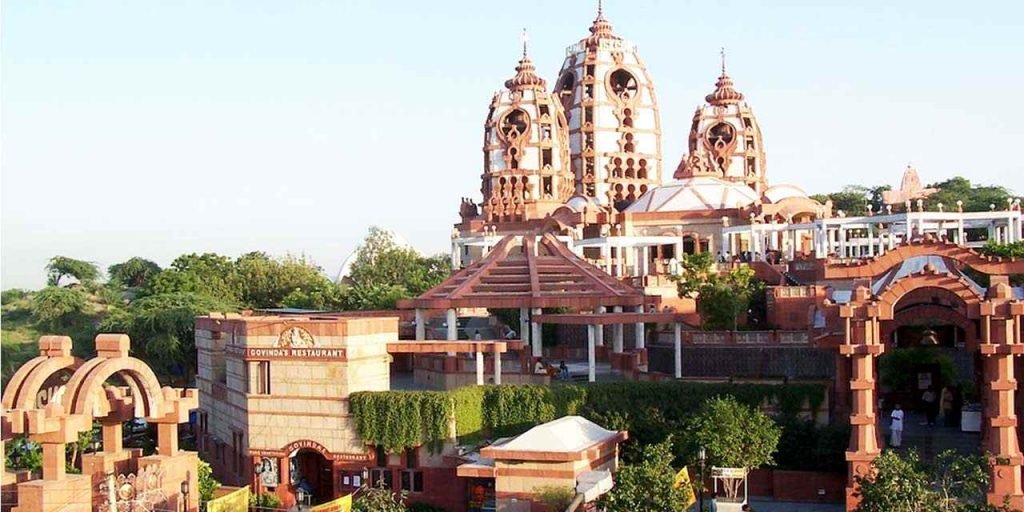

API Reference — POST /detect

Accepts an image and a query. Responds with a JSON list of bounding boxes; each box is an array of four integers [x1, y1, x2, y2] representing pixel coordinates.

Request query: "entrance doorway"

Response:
[[290, 449, 333, 505]]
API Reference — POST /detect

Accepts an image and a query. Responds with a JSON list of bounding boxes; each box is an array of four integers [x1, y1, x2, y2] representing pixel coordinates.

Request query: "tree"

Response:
[[31, 286, 89, 329], [46, 256, 100, 287], [108, 258, 162, 288], [926, 177, 1017, 213], [855, 449, 1002, 512], [344, 227, 450, 307], [198, 459, 220, 510], [144, 253, 238, 302], [282, 280, 349, 310], [673, 254, 764, 330], [99, 292, 236, 379], [684, 396, 781, 500], [229, 252, 335, 308], [534, 485, 575, 511], [354, 479, 407, 512], [600, 438, 689, 512]]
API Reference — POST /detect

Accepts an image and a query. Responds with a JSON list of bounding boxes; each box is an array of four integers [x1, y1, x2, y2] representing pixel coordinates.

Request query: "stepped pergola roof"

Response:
[[398, 234, 652, 310]]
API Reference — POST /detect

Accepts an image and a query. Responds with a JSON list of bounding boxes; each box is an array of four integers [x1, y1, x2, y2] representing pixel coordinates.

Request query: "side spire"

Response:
[[706, 49, 744, 105]]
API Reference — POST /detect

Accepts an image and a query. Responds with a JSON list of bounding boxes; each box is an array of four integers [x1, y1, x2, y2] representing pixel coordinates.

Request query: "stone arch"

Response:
[[2, 336, 82, 411], [825, 238, 1024, 279], [62, 335, 167, 420], [882, 303, 978, 349], [66, 357, 166, 420], [874, 271, 983, 320]]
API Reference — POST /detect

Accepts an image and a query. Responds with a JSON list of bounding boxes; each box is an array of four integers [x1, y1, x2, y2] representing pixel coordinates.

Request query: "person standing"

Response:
[[890, 403, 905, 448], [940, 385, 955, 427], [922, 386, 938, 426]]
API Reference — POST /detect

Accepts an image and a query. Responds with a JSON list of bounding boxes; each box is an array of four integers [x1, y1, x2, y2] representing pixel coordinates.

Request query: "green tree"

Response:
[[46, 256, 100, 287], [855, 449, 1002, 512], [684, 396, 781, 500], [108, 257, 162, 288], [31, 286, 89, 329], [979, 241, 1024, 259], [229, 252, 334, 308], [599, 438, 689, 512], [673, 254, 764, 330], [809, 186, 874, 216], [926, 177, 1018, 213], [145, 253, 239, 302], [354, 479, 408, 512], [99, 292, 236, 379], [345, 227, 450, 306], [198, 459, 220, 510], [4, 435, 42, 472], [282, 280, 349, 310]]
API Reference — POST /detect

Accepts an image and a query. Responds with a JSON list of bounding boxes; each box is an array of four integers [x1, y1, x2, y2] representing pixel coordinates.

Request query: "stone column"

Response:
[[531, 308, 543, 358], [415, 309, 426, 341], [519, 307, 529, 344], [493, 353, 502, 385], [446, 308, 457, 357], [613, 306, 624, 353], [634, 305, 645, 350], [981, 311, 1024, 508], [475, 351, 484, 385], [451, 239, 461, 268], [594, 307, 605, 347], [41, 442, 66, 480], [842, 311, 884, 511], [587, 324, 597, 383], [673, 322, 682, 379]]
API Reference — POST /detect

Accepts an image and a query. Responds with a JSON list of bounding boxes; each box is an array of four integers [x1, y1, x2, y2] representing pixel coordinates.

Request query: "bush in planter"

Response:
[[534, 485, 575, 511], [408, 503, 447, 512], [249, 491, 283, 510]]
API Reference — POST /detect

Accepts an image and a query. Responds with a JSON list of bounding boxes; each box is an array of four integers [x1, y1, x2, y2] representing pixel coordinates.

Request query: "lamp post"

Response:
[[180, 480, 190, 512], [698, 447, 706, 512]]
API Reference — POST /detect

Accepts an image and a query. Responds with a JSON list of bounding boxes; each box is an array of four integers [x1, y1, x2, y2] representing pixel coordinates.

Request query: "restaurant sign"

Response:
[[227, 345, 346, 361], [249, 439, 371, 463]]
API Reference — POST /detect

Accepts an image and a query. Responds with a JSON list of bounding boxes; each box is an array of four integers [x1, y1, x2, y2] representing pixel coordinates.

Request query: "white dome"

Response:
[[565, 194, 602, 213], [762, 184, 809, 203], [625, 176, 759, 213]]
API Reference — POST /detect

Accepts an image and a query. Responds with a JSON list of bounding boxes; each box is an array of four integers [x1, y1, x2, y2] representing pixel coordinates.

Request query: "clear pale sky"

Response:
[[3, 0, 1023, 290]]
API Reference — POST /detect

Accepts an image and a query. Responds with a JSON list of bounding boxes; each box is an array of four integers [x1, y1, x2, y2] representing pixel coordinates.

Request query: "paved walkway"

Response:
[[688, 500, 843, 512]]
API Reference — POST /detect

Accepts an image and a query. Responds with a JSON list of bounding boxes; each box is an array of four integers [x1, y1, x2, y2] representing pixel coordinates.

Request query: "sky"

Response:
[[3, 0, 1023, 290]]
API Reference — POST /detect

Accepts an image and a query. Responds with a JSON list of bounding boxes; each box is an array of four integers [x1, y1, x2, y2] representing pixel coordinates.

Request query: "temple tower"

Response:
[[553, 4, 662, 210], [480, 43, 574, 224], [683, 52, 768, 193]]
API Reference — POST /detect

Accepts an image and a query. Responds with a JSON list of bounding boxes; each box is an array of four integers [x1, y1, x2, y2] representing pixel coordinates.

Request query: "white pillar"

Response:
[[613, 306, 624, 353], [838, 227, 847, 258], [587, 324, 597, 383], [446, 308, 457, 357], [673, 322, 682, 379], [415, 309, 426, 341], [446, 309, 457, 340], [493, 353, 502, 385], [866, 225, 875, 257], [957, 218, 965, 246], [594, 307, 605, 347], [451, 240, 461, 268], [634, 305, 645, 350], [531, 308, 543, 358], [475, 351, 484, 385]]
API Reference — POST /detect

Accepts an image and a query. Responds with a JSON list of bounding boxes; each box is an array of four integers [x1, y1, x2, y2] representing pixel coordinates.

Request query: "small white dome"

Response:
[[565, 194, 601, 213], [762, 184, 809, 203], [625, 176, 759, 213]]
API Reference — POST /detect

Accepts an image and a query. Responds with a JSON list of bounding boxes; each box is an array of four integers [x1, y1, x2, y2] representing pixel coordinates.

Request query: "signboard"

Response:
[[34, 368, 73, 408], [710, 467, 747, 479], [207, 485, 251, 512], [227, 345, 346, 360], [250, 440, 371, 462], [309, 494, 353, 512], [672, 467, 697, 508]]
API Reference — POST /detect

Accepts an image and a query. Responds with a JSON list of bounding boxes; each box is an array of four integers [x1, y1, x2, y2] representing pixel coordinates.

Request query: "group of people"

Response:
[[716, 250, 788, 265], [534, 358, 571, 380], [888, 384, 964, 448]]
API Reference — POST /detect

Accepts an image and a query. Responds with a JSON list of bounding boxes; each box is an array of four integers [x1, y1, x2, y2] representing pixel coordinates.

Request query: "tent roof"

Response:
[[397, 233, 651, 310]]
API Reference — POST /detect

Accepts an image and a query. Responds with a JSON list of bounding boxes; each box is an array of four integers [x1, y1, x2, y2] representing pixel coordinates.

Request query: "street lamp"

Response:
[[180, 480, 190, 512], [698, 448, 706, 512]]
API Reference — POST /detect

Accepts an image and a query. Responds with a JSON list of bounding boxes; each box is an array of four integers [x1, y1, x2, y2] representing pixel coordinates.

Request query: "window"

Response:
[[543, 177, 553, 197], [746, 157, 756, 175], [539, 104, 549, 116], [499, 109, 529, 140], [405, 447, 418, 469], [585, 64, 595, 78], [232, 432, 243, 475], [542, 148, 552, 167], [370, 469, 393, 489], [609, 69, 638, 100], [401, 470, 424, 493], [557, 72, 575, 112], [249, 361, 270, 395], [745, 136, 755, 149], [376, 445, 388, 467]]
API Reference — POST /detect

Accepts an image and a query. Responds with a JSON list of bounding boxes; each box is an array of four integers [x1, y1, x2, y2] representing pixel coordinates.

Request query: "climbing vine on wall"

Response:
[[350, 382, 826, 458]]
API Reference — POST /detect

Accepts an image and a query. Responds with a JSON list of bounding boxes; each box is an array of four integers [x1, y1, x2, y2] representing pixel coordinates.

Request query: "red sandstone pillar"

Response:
[[982, 346, 1024, 508]]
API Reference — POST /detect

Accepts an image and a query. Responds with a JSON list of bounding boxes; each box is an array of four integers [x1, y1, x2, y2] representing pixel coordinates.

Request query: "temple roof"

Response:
[[484, 416, 622, 455], [625, 176, 759, 213], [397, 234, 649, 309]]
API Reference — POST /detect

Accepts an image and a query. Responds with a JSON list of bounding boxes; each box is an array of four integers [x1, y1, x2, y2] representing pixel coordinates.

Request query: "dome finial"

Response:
[[720, 47, 727, 75], [598, 0, 603, 17], [521, 27, 528, 58]]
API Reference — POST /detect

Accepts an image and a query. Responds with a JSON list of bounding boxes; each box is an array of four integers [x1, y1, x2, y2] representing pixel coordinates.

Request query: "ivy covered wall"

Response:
[[349, 381, 827, 463]]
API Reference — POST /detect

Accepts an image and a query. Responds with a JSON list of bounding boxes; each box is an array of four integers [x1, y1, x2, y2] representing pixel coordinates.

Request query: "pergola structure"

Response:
[[397, 233, 665, 382], [825, 238, 1024, 510]]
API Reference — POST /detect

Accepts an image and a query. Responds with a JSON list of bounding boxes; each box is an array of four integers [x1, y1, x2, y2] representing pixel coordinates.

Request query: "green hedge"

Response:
[[349, 381, 827, 459]]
